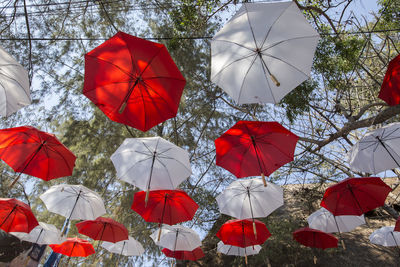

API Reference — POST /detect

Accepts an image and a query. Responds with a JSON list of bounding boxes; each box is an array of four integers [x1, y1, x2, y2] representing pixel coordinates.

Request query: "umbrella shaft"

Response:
[[67, 191, 82, 222], [376, 137, 400, 169], [0, 205, 17, 229]]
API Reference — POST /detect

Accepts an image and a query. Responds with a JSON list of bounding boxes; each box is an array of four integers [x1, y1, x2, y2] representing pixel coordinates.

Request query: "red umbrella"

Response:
[[378, 54, 400, 106], [395, 216, 400, 232], [320, 177, 392, 216], [0, 198, 38, 233], [162, 247, 204, 261], [75, 217, 129, 244], [50, 237, 95, 264], [216, 219, 271, 248], [83, 31, 186, 132], [0, 126, 76, 187], [131, 189, 198, 241], [293, 227, 338, 249], [215, 121, 298, 186]]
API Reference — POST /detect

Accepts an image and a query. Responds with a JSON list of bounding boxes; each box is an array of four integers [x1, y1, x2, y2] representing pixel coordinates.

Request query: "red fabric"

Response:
[[215, 121, 298, 178], [162, 247, 204, 261], [395, 216, 400, 232], [49, 237, 95, 257], [0, 198, 38, 233], [83, 31, 186, 132], [0, 126, 76, 181], [216, 219, 271, 247], [131, 190, 198, 225], [379, 54, 400, 106], [293, 227, 338, 250], [75, 217, 129, 243], [320, 177, 392, 216]]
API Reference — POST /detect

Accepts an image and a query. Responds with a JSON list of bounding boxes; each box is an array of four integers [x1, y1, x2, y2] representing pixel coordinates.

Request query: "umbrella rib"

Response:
[[138, 46, 164, 77], [154, 157, 175, 188], [211, 52, 256, 81], [258, 56, 277, 103], [261, 52, 310, 78], [85, 55, 134, 80], [0, 70, 30, 100], [211, 39, 254, 52], [237, 54, 259, 102], [244, 4, 259, 49], [260, 3, 290, 48], [138, 79, 177, 115], [261, 35, 320, 54], [143, 76, 185, 82]]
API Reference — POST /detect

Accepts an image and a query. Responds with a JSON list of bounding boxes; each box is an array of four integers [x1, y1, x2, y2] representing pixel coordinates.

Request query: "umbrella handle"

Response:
[[245, 254, 248, 265], [119, 102, 127, 114], [270, 74, 280, 87], [145, 189, 150, 206], [253, 221, 257, 239], [157, 225, 162, 242], [313, 255, 317, 265], [341, 239, 346, 250], [261, 173, 267, 187]]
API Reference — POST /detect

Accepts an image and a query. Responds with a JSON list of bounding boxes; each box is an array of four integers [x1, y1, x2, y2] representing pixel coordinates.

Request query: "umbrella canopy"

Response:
[[307, 207, 365, 233], [378, 54, 400, 106], [0, 45, 30, 116], [211, 1, 319, 104], [162, 247, 204, 261], [215, 121, 298, 185], [348, 122, 400, 173], [0, 198, 38, 233], [49, 237, 95, 257], [101, 236, 145, 256], [293, 227, 338, 250], [76, 217, 129, 243], [216, 219, 271, 247], [217, 241, 261, 257], [131, 189, 198, 225], [40, 184, 106, 221], [0, 126, 76, 187], [320, 177, 391, 216], [10, 222, 64, 245], [369, 226, 400, 247], [150, 225, 201, 251], [111, 137, 191, 201], [216, 178, 283, 219], [83, 31, 186, 132]]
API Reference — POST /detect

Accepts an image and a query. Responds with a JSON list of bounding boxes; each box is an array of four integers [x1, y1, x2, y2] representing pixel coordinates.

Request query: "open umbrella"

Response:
[[211, 1, 319, 104], [83, 31, 186, 132], [49, 237, 95, 265], [11, 222, 64, 245], [0, 126, 76, 187], [369, 226, 400, 251], [378, 54, 400, 106], [162, 247, 204, 261], [101, 236, 144, 256], [40, 184, 106, 227], [0, 198, 38, 233], [217, 241, 261, 257], [348, 122, 400, 173], [111, 137, 191, 203], [320, 177, 392, 216], [131, 189, 198, 240], [216, 178, 283, 237], [151, 225, 201, 252], [0, 45, 31, 116], [215, 121, 298, 186]]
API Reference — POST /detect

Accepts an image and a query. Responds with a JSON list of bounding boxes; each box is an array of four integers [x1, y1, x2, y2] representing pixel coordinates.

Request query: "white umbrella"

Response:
[[217, 241, 261, 256], [10, 222, 64, 245], [216, 178, 283, 237], [211, 1, 320, 105], [369, 226, 400, 249], [111, 137, 191, 203], [308, 208, 365, 233], [101, 236, 144, 256], [348, 122, 400, 174], [40, 184, 106, 222], [0, 45, 31, 116], [150, 225, 201, 251]]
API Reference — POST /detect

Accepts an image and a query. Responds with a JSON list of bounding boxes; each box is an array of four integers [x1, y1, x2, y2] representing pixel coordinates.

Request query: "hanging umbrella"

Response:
[[216, 178, 283, 237], [211, 1, 319, 105], [131, 189, 198, 241], [348, 122, 400, 173], [10, 222, 64, 245], [76, 217, 129, 251], [378, 54, 400, 106], [0, 198, 38, 233], [217, 241, 261, 257], [0, 126, 76, 187], [40, 184, 106, 226], [111, 137, 191, 203], [49, 237, 95, 265], [369, 226, 400, 250], [0, 45, 31, 116], [215, 121, 298, 186], [101, 236, 144, 256], [162, 247, 204, 261], [83, 31, 186, 132], [320, 177, 391, 216], [395, 217, 400, 232], [150, 225, 201, 252]]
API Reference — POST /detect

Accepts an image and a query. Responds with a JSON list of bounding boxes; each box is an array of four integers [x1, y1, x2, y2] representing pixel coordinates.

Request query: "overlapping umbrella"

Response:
[[151, 225, 201, 252], [378, 54, 400, 106], [101, 236, 145, 257], [0, 198, 38, 233], [49, 237, 95, 265], [11, 222, 64, 245], [369, 226, 400, 249], [162, 247, 204, 261], [217, 241, 261, 257]]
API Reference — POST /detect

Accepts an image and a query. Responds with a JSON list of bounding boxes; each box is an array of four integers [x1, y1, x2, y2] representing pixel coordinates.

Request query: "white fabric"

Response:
[[39, 184, 106, 220], [217, 241, 261, 256], [307, 208, 365, 233], [216, 178, 283, 219], [0, 46, 30, 116], [111, 137, 191, 190], [211, 1, 320, 104], [10, 222, 65, 245], [101, 236, 144, 256], [369, 226, 400, 247], [348, 123, 400, 174], [150, 225, 201, 251]]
